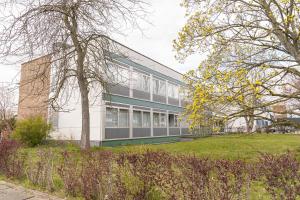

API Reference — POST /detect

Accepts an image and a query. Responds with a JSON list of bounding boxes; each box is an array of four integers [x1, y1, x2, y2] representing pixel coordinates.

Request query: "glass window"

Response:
[[119, 67, 129, 86], [153, 79, 159, 95], [160, 113, 166, 127], [168, 114, 179, 127], [179, 87, 188, 101], [169, 114, 175, 127], [132, 71, 140, 90], [153, 113, 160, 127], [108, 64, 118, 83], [133, 110, 142, 127], [119, 109, 129, 127], [132, 71, 150, 92], [143, 112, 151, 127], [174, 115, 179, 127], [108, 63, 129, 86], [153, 79, 166, 96], [168, 83, 179, 99], [143, 75, 150, 92], [159, 81, 166, 95], [106, 107, 118, 127]]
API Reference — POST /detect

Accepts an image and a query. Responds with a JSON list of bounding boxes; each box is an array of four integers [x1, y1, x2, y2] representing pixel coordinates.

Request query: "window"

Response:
[[133, 110, 142, 127], [169, 114, 179, 127], [106, 107, 118, 127], [132, 71, 150, 92], [160, 113, 166, 127], [119, 109, 129, 127], [153, 78, 166, 96], [174, 115, 179, 127], [143, 112, 151, 127], [179, 87, 188, 101], [133, 110, 151, 128], [168, 83, 179, 99], [153, 112, 167, 128], [106, 107, 129, 128], [153, 113, 160, 127], [109, 63, 129, 86]]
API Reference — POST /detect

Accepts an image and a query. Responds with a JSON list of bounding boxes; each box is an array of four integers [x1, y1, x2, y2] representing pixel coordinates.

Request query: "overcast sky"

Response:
[[0, 0, 205, 85]]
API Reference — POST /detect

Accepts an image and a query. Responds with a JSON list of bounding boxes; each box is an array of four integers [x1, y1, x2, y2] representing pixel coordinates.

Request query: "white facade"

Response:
[[47, 41, 190, 145]]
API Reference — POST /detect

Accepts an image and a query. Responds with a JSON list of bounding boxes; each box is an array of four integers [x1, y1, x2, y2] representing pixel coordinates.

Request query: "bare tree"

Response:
[[0, 0, 148, 149], [0, 85, 15, 138]]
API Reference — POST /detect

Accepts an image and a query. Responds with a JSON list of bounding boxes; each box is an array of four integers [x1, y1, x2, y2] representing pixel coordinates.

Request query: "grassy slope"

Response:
[[107, 134, 300, 161]]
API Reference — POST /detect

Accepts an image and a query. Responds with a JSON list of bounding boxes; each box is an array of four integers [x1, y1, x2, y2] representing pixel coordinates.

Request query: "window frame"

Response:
[[153, 111, 167, 128], [133, 110, 142, 128], [119, 108, 130, 128], [168, 113, 180, 128], [108, 62, 130, 87], [132, 70, 150, 93], [153, 78, 166, 96], [133, 109, 151, 128], [105, 106, 130, 128], [168, 82, 179, 99]]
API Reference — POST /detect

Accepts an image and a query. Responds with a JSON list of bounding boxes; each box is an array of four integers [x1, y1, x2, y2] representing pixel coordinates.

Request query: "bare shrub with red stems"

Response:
[[0, 143, 299, 200], [0, 139, 25, 178]]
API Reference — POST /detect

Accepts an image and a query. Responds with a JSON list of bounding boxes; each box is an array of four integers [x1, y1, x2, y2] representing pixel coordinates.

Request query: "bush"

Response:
[[12, 116, 51, 147], [258, 152, 300, 200], [26, 149, 56, 191], [0, 139, 25, 178], [1, 144, 299, 199]]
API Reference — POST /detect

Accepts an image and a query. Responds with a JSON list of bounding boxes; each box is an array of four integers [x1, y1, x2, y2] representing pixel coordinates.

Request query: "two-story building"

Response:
[[18, 40, 191, 146]]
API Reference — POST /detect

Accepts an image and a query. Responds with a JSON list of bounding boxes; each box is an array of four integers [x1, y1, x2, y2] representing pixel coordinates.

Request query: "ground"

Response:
[[108, 133, 300, 160], [0, 181, 62, 200]]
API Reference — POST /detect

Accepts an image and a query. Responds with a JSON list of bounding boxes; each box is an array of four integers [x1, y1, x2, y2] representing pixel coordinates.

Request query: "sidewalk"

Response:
[[0, 181, 63, 200]]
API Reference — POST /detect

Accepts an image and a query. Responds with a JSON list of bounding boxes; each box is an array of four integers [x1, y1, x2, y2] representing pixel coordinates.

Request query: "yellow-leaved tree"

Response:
[[175, 0, 300, 132]]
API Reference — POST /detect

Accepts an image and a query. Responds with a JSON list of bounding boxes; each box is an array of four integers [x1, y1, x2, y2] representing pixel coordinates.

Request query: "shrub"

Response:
[[58, 150, 115, 199], [258, 152, 300, 200], [0, 139, 25, 178], [57, 151, 82, 197], [213, 159, 248, 200], [26, 149, 56, 191], [117, 150, 180, 199], [12, 116, 51, 147], [178, 156, 213, 199]]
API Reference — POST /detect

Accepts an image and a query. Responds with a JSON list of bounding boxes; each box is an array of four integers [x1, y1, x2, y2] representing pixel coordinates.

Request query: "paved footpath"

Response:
[[0, 181, 63, 200]]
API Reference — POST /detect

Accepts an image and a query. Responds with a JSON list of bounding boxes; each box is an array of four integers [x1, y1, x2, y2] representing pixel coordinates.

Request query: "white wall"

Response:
[[50, 85, 105, 141]]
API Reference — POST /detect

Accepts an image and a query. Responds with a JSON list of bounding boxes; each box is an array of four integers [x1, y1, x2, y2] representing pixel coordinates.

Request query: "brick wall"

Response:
[[18, 55, 51, 119]]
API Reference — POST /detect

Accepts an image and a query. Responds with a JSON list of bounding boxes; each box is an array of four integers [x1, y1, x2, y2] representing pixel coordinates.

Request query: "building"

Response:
[[18, 41, 192, 146]]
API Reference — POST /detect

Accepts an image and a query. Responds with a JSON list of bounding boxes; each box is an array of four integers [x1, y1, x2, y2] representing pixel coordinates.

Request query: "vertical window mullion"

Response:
[[117, 108, 120, 128], [141, 111, 144, 128]]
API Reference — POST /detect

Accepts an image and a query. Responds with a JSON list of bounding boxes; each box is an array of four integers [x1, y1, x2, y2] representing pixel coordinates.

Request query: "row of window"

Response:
[[108, 63, 180, 99], [106, 107, 180, 128]]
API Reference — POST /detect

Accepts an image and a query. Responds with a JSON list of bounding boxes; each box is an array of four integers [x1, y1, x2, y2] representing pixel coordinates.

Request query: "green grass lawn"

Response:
[[22, 133, 300, 161], [105, 134, 300, 161]]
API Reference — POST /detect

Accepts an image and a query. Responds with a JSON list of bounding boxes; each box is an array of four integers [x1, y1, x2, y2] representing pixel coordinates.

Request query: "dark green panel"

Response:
[[101, 136, 180, 147]]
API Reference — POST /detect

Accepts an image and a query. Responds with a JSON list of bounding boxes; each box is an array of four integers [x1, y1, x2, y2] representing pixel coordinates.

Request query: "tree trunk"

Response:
[[78, 80, 90, 149], [245, 116, 254, 133]]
